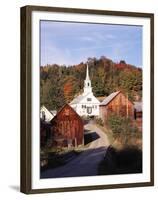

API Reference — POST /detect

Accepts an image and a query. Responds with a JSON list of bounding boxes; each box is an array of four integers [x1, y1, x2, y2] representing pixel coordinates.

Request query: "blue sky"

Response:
[[40, 21, 142, 67]]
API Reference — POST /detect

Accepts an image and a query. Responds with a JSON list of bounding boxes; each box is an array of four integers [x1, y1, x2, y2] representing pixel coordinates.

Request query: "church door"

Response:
[[87, 107, 92, 114]]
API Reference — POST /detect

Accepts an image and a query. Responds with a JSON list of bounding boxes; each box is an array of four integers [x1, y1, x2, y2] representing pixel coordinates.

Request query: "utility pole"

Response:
[[126, 93, 129, 118]]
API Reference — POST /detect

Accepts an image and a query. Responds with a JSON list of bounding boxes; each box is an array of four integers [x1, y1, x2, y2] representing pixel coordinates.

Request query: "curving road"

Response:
[[41, 123, 110, 178], [85, 122, 110, 149]]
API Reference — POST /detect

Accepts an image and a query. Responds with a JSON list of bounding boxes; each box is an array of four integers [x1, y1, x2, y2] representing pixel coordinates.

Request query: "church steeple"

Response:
[[83, 63, 92, 95], [86, 64, 90, 80]]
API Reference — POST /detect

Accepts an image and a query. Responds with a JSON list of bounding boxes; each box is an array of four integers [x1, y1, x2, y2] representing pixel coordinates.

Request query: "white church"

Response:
[[70, 64, 100, 117]]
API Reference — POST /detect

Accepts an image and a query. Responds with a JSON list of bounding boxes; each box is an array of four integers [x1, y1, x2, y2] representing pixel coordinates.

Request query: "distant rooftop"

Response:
[[134, 102, 142, 112]]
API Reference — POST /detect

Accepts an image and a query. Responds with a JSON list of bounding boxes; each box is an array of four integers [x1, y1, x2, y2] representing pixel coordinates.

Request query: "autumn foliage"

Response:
[[40, 56, 142, 111]]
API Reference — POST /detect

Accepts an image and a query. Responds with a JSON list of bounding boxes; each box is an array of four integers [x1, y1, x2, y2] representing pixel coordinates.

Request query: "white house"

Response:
[[40, 105, 56, 122], [70, 64, 100, 117]]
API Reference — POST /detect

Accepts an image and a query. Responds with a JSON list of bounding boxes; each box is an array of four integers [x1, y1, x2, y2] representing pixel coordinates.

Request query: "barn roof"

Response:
[[134, 102, 142, 112], [100, 91, 121, 106], [51, 104, 83, 122]]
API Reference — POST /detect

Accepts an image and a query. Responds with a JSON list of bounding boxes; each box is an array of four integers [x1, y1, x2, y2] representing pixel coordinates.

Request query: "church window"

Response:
[[88, 83, 89, 86], [87, 98, 92, 101]]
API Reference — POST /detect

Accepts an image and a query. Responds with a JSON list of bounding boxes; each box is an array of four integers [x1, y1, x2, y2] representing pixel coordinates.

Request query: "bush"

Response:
[[107, 114, 140, 146], [95, 118, 104, 126]]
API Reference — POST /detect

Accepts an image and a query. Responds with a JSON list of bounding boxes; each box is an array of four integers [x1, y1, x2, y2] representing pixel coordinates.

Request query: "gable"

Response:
[[51, 104, 83, 123], [70, 94, 85, 105], [80, 93, 100, 104], [40, 106, 54, 121]]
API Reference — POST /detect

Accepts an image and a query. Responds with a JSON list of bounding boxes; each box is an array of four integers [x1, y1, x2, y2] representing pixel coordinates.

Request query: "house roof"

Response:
[[100, 91, 120, 106], [70, 95, 85, 104], [70, 93, 90, 105], [50, 110, 57, 116], [41, 105, 55, 122], [41, 105, 53, 116], [134, 102, 142, 112]]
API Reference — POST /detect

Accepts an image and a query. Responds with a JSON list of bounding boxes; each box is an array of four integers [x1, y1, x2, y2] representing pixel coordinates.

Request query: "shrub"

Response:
[[95, 118, 104, 126], [107, 114, 140, 146]]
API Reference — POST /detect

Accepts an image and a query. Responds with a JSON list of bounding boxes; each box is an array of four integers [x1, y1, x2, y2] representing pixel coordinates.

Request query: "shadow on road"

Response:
[[98, 146, 142, 175], [84, 130, 100, 145]]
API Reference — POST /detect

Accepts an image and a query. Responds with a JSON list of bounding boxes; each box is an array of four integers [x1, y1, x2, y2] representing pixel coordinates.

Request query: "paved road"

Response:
[[41, 123, 109, 178]]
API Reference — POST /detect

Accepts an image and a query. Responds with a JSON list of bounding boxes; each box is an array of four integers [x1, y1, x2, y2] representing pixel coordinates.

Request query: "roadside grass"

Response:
[[95, 116, 142, 150], [95, 116, 142, 175], [40, 146, 84, 172]]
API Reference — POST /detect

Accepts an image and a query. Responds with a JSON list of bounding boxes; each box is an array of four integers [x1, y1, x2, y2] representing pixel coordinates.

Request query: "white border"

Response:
[[32, 11, 151, 189]]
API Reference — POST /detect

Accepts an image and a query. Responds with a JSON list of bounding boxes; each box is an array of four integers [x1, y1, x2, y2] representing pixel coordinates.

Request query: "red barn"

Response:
[[99, 91, 134, 123], [50, 104, 84, 147]]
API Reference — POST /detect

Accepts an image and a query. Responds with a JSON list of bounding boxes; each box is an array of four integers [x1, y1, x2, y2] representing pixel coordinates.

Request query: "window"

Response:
[[87, 98, 92, 101], [42, 111, 45, 121]]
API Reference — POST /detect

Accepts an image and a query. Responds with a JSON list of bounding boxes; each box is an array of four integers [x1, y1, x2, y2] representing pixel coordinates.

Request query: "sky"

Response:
[[40, 21, 142, 67]]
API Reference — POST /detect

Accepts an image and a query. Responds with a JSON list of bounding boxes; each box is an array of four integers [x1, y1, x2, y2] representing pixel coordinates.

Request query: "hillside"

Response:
[[40, 56, 142, 110]]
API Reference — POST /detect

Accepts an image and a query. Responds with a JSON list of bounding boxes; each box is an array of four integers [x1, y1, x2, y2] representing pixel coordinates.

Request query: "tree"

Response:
[[119, 69, 142, 101], [107, 114, 139, 145], [40, 77, 66, 110], [40, 56, 142, 111]]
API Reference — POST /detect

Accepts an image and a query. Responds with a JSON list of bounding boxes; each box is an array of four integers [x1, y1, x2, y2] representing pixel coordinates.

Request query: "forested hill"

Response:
[[40, 57, 142, 110]]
